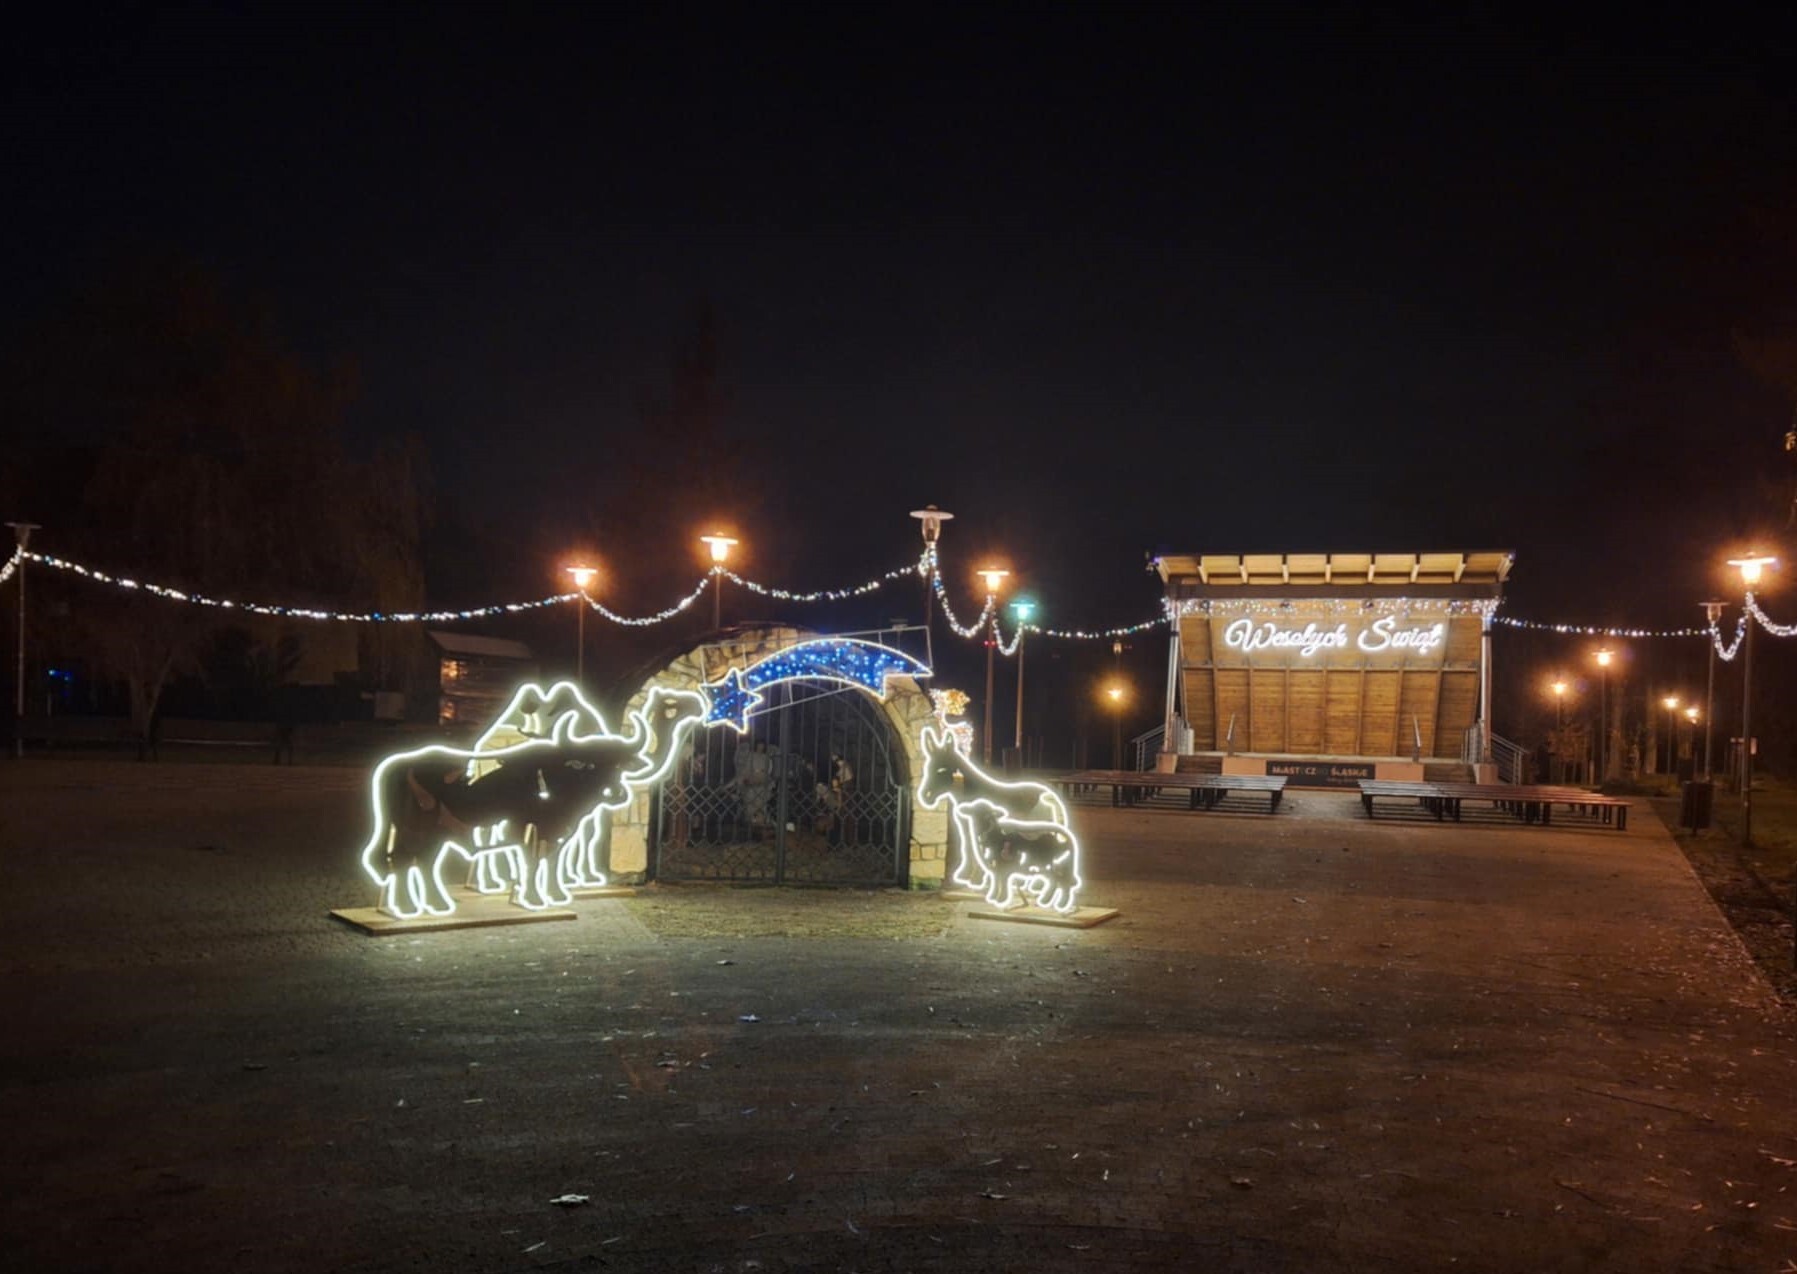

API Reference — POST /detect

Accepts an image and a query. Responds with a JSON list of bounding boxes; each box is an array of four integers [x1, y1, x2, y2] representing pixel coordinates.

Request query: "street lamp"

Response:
[[700, 533, 738, 630], [1551, 679, 1567, 784], [976, 567, 1008, 765], [908, 505, 953, 633], [1661, 694, 1679, 777], [1594, 647, 1613, 784], [1106, 682, 1125, 770], [564, 564, 597, 682], [1010, 597, 1036, 757], [1701, 601, 1724, 778], [1726, 551, 1777, 847], [5, 521, 38, 760]]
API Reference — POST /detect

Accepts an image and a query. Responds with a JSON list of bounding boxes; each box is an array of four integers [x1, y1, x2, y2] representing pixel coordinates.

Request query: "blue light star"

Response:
[[701, 666, 765, 732]]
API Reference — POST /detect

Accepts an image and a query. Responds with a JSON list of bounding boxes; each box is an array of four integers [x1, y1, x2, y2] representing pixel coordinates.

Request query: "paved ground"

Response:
[[2, 760, 1795, 1272]]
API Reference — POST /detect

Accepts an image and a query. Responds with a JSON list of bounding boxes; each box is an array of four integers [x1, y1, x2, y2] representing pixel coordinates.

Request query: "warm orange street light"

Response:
[[1726, 552, 1776, 848], [1593, 647, 1614, 783], [1105, 682, 1126, 770], [564, 564, 598, 681], [700, 533, 739, 629], [976, 567, 1009, 764]]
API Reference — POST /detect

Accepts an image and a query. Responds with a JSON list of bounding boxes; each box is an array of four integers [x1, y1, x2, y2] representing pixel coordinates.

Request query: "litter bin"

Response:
[[1679, 780, 1713, 832]]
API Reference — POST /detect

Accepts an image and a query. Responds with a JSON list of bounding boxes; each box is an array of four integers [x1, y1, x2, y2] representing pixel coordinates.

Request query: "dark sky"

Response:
[[7, 4, 1797, 643]]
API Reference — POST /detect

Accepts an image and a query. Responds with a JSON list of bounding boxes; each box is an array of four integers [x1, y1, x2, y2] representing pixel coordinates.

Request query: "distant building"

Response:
[[427, 631, 537, 727]]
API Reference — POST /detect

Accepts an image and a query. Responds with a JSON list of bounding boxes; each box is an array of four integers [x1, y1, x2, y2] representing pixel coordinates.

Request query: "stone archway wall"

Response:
[[605, 627, 951, 886]]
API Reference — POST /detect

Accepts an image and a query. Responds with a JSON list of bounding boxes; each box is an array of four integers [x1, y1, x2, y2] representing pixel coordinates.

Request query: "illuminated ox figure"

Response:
[[916, 726, 1083, 914], [360, 683, 705, 917]]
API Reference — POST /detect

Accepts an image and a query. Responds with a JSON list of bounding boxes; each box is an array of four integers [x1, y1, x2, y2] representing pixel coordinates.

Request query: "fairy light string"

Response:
[[6, 543, 1796, 660]]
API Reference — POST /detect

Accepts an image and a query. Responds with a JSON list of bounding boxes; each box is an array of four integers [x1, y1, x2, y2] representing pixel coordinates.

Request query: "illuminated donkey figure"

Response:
[[916, 725, 1083, 913], [360, 684, 705, 918]]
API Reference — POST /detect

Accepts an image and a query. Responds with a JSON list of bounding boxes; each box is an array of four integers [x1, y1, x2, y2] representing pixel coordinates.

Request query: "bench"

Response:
[[1056, 770, 1288, 814], [1357, 780, 1629, 830]]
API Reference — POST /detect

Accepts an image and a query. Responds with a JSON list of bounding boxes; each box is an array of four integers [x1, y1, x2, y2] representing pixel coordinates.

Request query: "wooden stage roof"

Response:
[[1155, 551, 1513, 597]]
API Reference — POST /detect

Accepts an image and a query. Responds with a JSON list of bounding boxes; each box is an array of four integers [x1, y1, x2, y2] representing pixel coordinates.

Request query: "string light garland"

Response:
[[23, 550, 578, 623], [720, 557, 923, 602], [1178, 597, 1499, 620], [1746, 593, 1797, 638], [12, 538, 1797, 665], [925, 546, 997, 638], [1490, 614, 1706, 638], [585, 576, 712, 626], [1709, 612, 1749, 662]]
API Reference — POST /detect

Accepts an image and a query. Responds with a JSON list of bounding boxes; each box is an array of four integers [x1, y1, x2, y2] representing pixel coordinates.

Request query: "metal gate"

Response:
[[651, 679, 910, 885]]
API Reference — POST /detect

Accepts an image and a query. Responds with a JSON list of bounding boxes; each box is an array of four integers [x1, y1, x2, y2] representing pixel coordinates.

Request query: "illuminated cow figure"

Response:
[[916, 725, 1083, 914], [360, 683, 705, 917]]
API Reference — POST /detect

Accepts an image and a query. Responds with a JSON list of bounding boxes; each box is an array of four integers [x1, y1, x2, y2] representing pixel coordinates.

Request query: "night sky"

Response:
[[6, 6, 1797, 739]]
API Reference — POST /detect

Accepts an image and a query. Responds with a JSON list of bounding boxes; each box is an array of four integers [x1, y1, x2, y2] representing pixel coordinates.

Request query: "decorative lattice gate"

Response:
[[651, 680, 910, 886]]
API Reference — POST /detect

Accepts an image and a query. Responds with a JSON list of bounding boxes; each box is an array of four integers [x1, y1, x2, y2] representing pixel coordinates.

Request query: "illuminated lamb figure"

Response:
[[916, 725, 1083, 914], [359, 683, 706, 918]]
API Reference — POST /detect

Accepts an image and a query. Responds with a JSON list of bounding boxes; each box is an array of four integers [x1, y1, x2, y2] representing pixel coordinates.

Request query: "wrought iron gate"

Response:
[[651, 680, 910, 886]]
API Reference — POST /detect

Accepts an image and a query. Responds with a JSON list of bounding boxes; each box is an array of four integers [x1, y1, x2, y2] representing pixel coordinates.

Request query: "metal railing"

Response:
[[1131, 724, 1164, 772], [1462, 724, 1528, 784]]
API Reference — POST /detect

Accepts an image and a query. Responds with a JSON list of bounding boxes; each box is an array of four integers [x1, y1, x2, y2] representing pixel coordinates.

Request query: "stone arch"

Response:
[[603, 626, 951, 886]]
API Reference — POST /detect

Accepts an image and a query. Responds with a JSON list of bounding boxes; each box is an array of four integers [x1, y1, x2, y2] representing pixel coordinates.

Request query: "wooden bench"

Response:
[[1056, 770, 1288, 814], [1357, 780, 1629, 830]]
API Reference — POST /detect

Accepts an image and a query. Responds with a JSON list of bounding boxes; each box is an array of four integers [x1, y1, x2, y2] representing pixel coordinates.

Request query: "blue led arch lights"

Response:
[[700, 637, 933, 732]]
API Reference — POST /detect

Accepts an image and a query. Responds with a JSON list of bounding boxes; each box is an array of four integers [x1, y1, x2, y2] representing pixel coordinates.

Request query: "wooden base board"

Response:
[[938, 888, 987, 902], [569, 885, 637, 899], [330, 899, 578, 935], [967, 905, 1120, 929]]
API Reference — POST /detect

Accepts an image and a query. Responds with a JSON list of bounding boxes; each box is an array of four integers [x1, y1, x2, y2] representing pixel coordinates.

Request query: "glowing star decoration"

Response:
[[929, 687, 976, 758], [357, 682, 708, 918], [916, 725, 1082, 914], [701, 638, 932, 732]]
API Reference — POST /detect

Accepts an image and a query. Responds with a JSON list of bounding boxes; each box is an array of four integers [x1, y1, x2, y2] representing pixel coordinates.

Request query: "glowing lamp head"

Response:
[[1106, 684, 1124, 704], [909, 505, 954, 545], [976, 567, 1010, 595], [700, 533, 739, 565], [1009, 597, 1037, 623], [1595, 648, 1613, 668], [564, 565, 598, 592], [1551, 679, 1567, 698], [1685, 705, 1699, 723], [1662, 695, 1679, 711], [1727, 551, 1776, 587]]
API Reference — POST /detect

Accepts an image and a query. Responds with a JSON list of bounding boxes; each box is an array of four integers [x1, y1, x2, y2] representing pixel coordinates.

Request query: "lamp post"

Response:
[[6, 522, 37, 760], [1551, 679, 1567, 784], [1661, 694, 1679, 777], [1594, 647, 1613, 784], [1701, 601, 1724, 779], [1106, 683, 1125, 770], [1727, 552, 1776, 848], [700, 534, 738, 630], [908, 505, 953, 632], [564, 565, 597, 682], [976, 567, 1008, 765], [1684, 705, 1699, 779], [1010, 597, 1036, 757]]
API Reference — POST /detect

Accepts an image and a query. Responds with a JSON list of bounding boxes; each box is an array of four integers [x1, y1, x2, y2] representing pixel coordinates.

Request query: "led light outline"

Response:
[[915, 724, 1083, 914], [701, 637, 933, 733], [357, 681, 707, 917]]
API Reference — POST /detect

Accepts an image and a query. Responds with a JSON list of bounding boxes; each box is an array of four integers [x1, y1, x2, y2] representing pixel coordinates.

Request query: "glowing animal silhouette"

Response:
[[916, 725, 1082, 913], [359, 682, 705, 917]]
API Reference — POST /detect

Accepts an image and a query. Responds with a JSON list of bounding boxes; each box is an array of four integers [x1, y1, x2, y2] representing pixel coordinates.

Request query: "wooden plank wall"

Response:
[[1180, 611, 1485, 757]]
